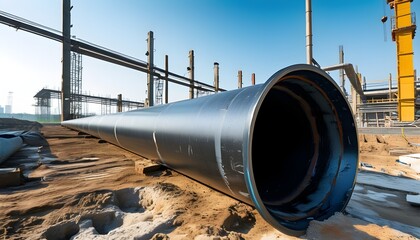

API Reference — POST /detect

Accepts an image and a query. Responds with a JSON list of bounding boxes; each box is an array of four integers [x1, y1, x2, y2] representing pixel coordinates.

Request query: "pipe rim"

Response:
[[244, 64, 359, 235]]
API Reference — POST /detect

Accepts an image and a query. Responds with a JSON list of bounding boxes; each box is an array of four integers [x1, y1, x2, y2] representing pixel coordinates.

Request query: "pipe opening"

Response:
[[251, 71, 353, 231], [253, 83, 324, 206]]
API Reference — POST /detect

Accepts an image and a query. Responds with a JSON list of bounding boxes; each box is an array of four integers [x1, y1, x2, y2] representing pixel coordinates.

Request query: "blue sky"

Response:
[[0, 0, 419, 114]]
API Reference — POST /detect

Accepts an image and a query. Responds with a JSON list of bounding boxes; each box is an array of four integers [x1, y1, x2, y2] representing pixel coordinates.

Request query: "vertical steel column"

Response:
[[306, 0, 313, 65], [165, 55, 169, 104], [339, 45, 345, 94], [61, 0, 71, 121], [189, 50, 195, 99], [350, 81, 357, 124], [117, 94, 122, 112], [214, 62, 219, 92], [389, 73, 393, 101], [147, 31, 154, 107], [238, 70, 243, 89]]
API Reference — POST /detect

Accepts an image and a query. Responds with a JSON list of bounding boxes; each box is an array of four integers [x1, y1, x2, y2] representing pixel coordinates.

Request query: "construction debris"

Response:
[[0, 167, 23, 188]]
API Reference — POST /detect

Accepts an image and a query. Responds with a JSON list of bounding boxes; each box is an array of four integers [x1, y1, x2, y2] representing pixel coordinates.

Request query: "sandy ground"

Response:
[[0, 118, 419, 240]]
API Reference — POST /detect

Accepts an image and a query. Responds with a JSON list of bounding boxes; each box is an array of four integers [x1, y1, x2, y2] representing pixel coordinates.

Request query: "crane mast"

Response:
[[386, 0, 417, 121]]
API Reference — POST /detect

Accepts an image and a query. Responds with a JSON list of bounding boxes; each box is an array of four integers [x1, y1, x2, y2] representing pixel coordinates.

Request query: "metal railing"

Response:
[[391, 12, 416, 30]]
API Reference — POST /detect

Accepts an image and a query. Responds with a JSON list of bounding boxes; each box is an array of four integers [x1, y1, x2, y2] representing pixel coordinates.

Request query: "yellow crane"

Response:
[[386, 0, 417, 121]]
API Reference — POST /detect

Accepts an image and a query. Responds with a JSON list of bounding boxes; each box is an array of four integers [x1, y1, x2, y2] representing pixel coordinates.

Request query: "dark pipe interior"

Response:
[[252, 78, 331, 215]]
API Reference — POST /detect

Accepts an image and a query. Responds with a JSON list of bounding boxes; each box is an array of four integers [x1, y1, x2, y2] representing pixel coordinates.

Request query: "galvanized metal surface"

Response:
[[62, 64, 359, 236]]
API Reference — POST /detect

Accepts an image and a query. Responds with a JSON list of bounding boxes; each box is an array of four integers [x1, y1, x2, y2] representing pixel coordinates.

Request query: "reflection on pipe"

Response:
[[61, 64, 359, 236]]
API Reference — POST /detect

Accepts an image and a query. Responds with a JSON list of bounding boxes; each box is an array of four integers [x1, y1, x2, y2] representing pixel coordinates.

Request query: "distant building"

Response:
[[6, 92, 13, 114], [0, 106, 3, 114], [5, 105, 11, 114]]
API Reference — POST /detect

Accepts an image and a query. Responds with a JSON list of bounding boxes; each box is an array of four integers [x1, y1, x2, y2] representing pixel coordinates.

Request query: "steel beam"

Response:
[[0, 11, 223, 94], [323, 63, 366, 101]]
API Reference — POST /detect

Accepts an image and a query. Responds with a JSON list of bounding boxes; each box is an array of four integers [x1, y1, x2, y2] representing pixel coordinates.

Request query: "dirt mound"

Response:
[[359, 134, 420, 179], [0, 118, 43, 131]]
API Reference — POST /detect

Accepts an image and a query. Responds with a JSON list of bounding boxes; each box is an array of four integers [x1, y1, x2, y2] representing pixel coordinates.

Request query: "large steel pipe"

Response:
[[61, 64, 359, 236]]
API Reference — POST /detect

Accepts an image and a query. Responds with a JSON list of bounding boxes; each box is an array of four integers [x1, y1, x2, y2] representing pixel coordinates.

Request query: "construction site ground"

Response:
[[0, 118, 419, 240]]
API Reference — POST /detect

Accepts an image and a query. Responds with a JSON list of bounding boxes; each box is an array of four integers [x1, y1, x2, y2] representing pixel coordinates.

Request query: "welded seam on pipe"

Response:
[[153, 131, 165, 164], [153, 107, 167, 165], [214, 108, 235, 196], [113, 114, 124, 147], [97, 116, 105, 140]]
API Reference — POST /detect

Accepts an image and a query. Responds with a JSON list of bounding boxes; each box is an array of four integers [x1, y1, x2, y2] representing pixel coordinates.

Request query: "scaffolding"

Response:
[[355, 79, 420, 127], [70, 52, 83, 119], [196, 85, 211, 98], [34, 89, 144, 120], [35, 91, 51, 121], [100, 98, 112, 115], [155, 76, 163, 105], [1, 10, 227, 121]]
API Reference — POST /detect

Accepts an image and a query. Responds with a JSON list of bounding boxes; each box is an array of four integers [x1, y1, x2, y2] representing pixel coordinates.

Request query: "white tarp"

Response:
[[398, 153, 420, 174]]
